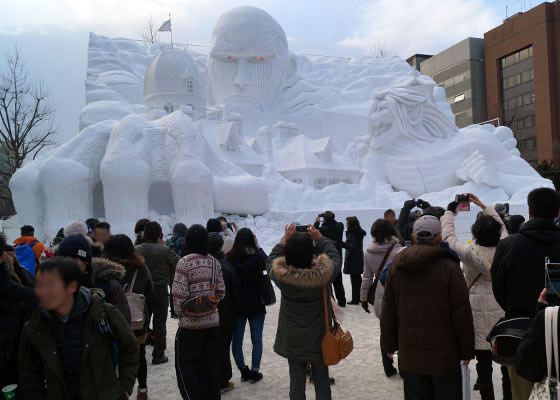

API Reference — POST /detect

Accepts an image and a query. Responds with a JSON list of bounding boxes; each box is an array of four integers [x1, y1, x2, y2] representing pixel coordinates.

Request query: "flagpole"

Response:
[[169, 13, 173, 49]]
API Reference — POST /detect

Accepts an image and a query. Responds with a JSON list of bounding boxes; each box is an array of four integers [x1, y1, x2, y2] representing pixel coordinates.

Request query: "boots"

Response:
[[478, 383, 495, 400], [240, 366, 251, 382]]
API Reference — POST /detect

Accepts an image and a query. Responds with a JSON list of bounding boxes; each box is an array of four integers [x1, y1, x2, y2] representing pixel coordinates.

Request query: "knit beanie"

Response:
[[173, 223, 188, 237], [20, 225, 35, 237], [57, 234, 93, 264], [206, 218, 223, 233], [208, 232, 224, 253], [63, 220, 89, 238]]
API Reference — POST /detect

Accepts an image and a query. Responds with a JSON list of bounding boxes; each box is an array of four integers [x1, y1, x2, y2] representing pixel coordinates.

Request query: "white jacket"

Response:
[[441, 207, 507, 350]]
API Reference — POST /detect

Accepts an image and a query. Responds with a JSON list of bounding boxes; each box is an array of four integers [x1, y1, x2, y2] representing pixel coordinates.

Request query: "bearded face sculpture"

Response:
[[207, 6, 296, 111]]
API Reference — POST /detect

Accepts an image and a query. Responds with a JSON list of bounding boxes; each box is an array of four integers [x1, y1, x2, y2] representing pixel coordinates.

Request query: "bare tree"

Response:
[[370, 40, 392, 59], [140, 15, 159, 46], [0, 47, 56, 214]]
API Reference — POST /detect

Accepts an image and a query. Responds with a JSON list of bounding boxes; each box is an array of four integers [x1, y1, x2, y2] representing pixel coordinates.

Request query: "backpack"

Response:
[[14, 241, 38, 277], [167, 237, 186, 257], [123, 268, 146, 331]]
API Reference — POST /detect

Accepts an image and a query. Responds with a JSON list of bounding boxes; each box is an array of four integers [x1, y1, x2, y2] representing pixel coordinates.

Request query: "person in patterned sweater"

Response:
[[172, 224, 226, 400]]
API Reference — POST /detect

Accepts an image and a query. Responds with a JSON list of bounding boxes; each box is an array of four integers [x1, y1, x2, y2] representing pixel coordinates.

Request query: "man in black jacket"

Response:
[[0, 233, 37, 398], [491, 187, 560, 399], [314, 211, 346, 307]]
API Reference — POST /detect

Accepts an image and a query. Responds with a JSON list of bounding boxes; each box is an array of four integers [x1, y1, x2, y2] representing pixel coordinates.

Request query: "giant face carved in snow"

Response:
[[207, 6, 296, 111]]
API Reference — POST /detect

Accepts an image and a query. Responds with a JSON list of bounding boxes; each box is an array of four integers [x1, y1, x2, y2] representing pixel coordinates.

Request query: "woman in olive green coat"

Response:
[[267, 224, 341, 400]]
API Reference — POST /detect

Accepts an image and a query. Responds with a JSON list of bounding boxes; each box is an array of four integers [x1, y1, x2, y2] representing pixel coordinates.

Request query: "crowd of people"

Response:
[[1, 187, 560, 400]]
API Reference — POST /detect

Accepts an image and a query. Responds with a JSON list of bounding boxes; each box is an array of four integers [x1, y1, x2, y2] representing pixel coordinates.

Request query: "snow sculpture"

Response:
[[144, 45, 206, 118], [350, 71, 552, 198], [207, 6, 297, 111]]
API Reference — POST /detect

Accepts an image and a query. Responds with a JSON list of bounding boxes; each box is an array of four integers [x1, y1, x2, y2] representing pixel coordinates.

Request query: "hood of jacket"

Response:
[[367, 237, 400, 254], [40, 286, 92, 322], [394, 244, 458, 272], [520, 218, 560, 245], [91, 257, 126, 282], [118, 256, 146, 270], [14, 236, 40, 246], [271, 254, 333, 288]]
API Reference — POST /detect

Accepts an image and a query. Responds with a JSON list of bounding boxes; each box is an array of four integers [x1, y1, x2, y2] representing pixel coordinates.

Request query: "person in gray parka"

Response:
[[266, 223, 342, 400]]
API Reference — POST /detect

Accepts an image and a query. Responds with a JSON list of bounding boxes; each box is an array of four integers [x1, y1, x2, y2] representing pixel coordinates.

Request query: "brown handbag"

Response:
[[182, 258, 219, 317], [367, 244, 396, 305], [321, 286, 353, 366]]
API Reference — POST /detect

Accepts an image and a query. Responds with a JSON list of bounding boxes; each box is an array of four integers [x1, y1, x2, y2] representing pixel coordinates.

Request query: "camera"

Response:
[[455, 194, 471, 212], [318, 213, 325, 218], [296, 225, 309, 233]]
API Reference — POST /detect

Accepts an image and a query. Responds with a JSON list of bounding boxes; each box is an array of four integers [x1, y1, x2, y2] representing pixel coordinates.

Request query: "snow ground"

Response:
[[135, 274, 505, 400]]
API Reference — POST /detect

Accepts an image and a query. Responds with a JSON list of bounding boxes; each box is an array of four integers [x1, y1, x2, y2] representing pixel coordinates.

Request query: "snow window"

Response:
[[291, 178, 302, 184], [164, 103, 174, 114], [226, 139, 238, 152], [314, 178, 326, 190], [343, 178, 353, 184], [186, 79, 194, 93], [328, 178, 340, 185]]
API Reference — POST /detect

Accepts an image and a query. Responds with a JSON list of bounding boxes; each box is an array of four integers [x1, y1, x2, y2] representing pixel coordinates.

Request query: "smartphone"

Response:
[[296, 225, 309, 233], [455, 194, 471, 212], [545, 259, 560, 306]]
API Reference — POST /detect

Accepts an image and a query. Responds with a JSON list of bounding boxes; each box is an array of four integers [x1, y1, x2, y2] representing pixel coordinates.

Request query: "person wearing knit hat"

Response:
[[63, 220, 89, 239], [57, 234, 131, 322]]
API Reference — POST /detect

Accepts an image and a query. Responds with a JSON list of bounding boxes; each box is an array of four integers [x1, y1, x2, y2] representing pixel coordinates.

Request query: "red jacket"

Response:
[[13, 236, 46, 261]]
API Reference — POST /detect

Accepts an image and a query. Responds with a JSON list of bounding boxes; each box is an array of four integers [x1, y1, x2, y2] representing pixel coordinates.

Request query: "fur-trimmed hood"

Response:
[[271, 254, 333, 288], [91, 257, 126, 282]]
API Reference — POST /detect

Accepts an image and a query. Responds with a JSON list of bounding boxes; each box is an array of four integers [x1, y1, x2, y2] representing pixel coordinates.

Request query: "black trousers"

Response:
[[349, 274, 362, 303], [475, 350, 492, 384], [332, 272, 346, 305], [401, 370, 462, 400], [219, 317, 234, 386], [288, 359, 331, 400], [137, 344, 147, 389], [146, 285, 169, 359], [175, 327, 221, 400]]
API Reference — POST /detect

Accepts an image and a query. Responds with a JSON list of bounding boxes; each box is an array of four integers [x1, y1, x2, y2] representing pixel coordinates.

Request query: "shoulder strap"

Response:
[[467, 273, 483, 292], [128, 268, 139, 293], [30, 240, 38, 247], [375, 244, 396, 278], [323, 286, 330, 332], [553, 306, 559, 380], [545, 307, 554, 379], [211, 257, 216, 284]]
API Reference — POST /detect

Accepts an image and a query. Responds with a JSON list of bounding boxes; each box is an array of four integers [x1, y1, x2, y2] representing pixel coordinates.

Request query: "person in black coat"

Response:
[[0, 233, 37, 397], [342, 216, 366, 305], [516, 289, 559, 384], [314, 211, 346, 307], [103, 234, 153, 400], [209, 232, 241, 393], [492, 187, 560, 399], [227, 228, 267, 384]]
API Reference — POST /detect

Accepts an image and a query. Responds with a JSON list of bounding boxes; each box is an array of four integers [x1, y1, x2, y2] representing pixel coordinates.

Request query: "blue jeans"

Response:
[[232, 314, 265, 372]]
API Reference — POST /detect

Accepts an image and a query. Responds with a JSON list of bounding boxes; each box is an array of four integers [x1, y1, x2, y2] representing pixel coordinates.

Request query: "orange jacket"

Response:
[[13, 236, 46, 261]]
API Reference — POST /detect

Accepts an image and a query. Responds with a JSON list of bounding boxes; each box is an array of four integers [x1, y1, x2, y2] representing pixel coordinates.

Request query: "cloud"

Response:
[[337, 0, 498, 58]]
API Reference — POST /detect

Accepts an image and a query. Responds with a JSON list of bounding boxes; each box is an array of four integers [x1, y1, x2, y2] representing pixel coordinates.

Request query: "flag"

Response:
[[158, 19, 171, 32]]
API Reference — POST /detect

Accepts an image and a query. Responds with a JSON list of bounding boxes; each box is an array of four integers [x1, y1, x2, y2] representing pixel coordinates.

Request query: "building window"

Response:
[[518, 137, 537, 151], [454, 94, 465, 103], [186, 80, 194, 93], [503, 90, 535, 111], [502, 68, 534, 90], [501, 46, 533, 69], [342, 178, 353, 184], [314, 178, 326, 190], [513, 115, 536, 130], [328, 178, 340, 185], [291, 178, 302, 184], [164, 103, 174, 114]]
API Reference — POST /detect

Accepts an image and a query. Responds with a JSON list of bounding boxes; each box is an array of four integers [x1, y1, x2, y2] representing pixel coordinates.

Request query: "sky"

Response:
[[0, 0, 550, 142]]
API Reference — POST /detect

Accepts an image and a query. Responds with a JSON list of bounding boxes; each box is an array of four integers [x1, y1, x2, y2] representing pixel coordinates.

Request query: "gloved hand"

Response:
[[404, 199, 417, 209], [416, 199, 431, 210], [447, 201, 459, 214]]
